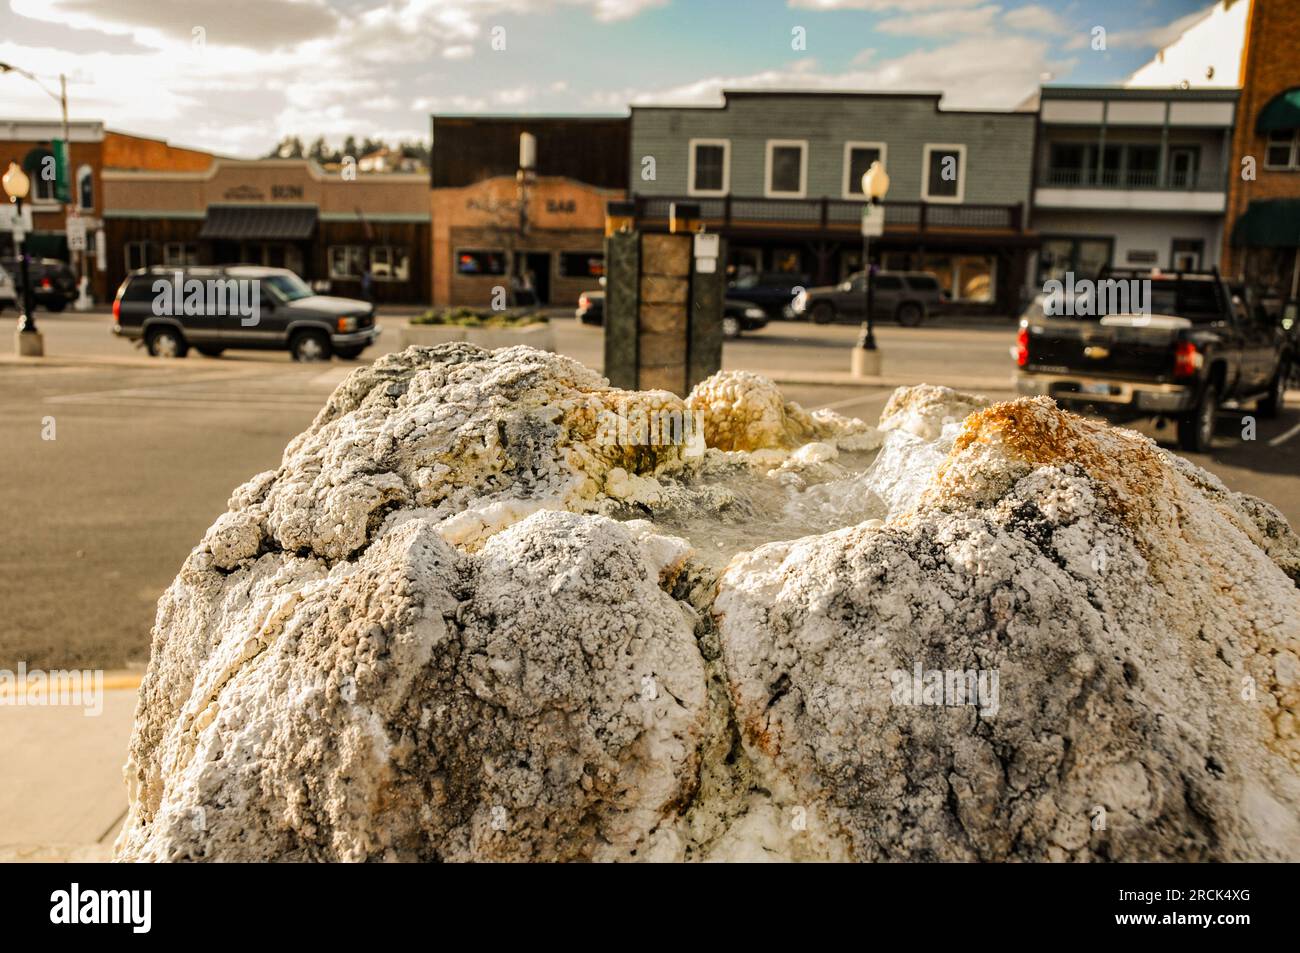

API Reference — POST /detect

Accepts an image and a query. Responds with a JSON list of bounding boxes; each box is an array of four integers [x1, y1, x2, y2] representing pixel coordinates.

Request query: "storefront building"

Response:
[[0, 121, 213, 301], [102, 158, 430, 304], [628, 91, 1039, 314], [1030, 86, 1238, 282], [430, 115, 628, 307]]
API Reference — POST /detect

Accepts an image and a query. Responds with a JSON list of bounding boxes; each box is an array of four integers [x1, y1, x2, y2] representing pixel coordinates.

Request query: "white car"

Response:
[[0, 262, 16, 313]]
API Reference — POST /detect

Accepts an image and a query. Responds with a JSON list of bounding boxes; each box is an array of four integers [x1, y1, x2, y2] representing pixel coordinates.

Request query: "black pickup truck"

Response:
[[1015, 269, 1292, 452]]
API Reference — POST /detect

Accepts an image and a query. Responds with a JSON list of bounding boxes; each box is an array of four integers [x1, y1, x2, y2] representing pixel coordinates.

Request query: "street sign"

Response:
[[0, 204, 34, 233], [66, 215, 87, 251], [861, 205, 884, 237]]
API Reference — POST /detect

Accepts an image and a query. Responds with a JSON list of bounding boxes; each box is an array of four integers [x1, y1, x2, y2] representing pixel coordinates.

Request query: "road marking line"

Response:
[[815, 391, 890, 412], [1267, 419, 1300, 447]]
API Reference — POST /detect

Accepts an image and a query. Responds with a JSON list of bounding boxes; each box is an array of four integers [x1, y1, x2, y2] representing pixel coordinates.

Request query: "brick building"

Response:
[[0, 120, 212, 301], [1222, 0, 1300, 296], [430, 115, 628, 308]]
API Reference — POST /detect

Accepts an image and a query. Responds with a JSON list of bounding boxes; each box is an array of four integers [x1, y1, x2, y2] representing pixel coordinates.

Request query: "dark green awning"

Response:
[[1231, 199, 1300, 248], [198, 205, 318, 241], [1256, 87, 1300, 133]]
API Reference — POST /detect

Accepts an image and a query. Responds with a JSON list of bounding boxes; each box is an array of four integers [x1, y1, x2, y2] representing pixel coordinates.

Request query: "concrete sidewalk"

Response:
[[0, 672, 140, 862]]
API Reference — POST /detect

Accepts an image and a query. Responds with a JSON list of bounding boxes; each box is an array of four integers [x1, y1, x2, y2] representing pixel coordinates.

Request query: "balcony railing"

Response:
[[1040, 167, 1224, 191], [632, 195, 1025, 234]]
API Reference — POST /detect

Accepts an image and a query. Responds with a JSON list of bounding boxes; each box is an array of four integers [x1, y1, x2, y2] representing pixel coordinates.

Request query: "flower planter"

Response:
[[403, 322, 554, 352]]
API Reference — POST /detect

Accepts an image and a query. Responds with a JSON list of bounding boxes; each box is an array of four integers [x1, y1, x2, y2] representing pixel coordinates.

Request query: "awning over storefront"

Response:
[[1256, 87, 1300, 133], [198, 204, 318, 241], [1231, 199, 1300, 248]]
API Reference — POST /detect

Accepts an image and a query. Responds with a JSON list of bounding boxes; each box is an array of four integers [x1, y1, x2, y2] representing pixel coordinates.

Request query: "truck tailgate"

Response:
[[1027, 316, 1185, 381]]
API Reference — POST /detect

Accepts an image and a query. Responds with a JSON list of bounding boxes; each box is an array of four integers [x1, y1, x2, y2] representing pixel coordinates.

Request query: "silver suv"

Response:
[[793, 270, 947, 327]]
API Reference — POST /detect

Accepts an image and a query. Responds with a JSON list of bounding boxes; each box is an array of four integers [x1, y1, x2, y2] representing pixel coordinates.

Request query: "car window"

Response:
[[262, 273, 314, 302], [1147, 282, 1223, 322], [874, 275, 903, 290], [122, 277, 158, 303], [905, 275, 941, 291], [732, 274, 758, 289]]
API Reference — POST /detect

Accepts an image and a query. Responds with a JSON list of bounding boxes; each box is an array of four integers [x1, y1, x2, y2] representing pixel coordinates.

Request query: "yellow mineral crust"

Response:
[[686, 370, 867, 452]]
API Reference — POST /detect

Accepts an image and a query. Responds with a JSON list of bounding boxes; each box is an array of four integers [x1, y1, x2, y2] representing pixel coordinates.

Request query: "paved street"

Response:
[[1, 308, 1297, 670]]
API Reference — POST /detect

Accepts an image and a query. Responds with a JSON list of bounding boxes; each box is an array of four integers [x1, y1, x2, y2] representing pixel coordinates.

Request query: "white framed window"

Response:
[[921, 143, 967, 204], [329, 245, 365, 279], [842, 141, 888, 199], [369, 245, 410, 282], [124, 241, 151, 272], [687, 138, 730, 196], [1264, 129, 1300, 170], [163, 242, 198, 267], [765, 139, 808, 198]]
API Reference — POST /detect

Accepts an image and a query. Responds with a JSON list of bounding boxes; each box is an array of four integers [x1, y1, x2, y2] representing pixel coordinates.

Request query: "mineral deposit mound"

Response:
[[116, 344, 1300, 862]]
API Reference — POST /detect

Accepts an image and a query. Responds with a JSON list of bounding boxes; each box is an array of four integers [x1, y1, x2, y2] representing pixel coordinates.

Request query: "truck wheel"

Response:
[[895, 302, 923, 327], [1257, 366, 1286, 418], [291, 330, 331, 362], [146, 327, 188, 358], [722, 315, 741, 340], [811, 302, 835, 325], [1178, 385, 1217, 453]]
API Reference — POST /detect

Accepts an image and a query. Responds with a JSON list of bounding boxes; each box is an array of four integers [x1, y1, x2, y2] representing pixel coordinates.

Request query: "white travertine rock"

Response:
[[117, 349, 1300, 862], [715, 397, 1300, 861]]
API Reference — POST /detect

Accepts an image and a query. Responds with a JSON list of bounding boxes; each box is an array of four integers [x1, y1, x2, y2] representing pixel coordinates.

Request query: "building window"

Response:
[[329, 245, 365, 279], [163, 242, 198, 267], [455, 249, 506, 276], [1037, 236, 1113, 284], [370, 246, 410, 282], [765, 140, 808, 198], [125, 241, 152, 272], [1171, 238, 1204, 271], [842, 142, 887, 199], [558, 251, 604, 279], [922, 144, 966, 203], [688, 139, 730, 196], [1265, 130, 1300, 170]]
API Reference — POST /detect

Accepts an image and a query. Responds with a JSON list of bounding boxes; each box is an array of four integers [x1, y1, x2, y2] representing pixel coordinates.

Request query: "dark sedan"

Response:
[[576, 290, 768, 339]]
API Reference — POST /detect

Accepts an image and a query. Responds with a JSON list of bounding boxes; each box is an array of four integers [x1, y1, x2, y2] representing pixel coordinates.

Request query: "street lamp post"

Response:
[[3, 161, 43, 357], [852, 161, 890, 378]]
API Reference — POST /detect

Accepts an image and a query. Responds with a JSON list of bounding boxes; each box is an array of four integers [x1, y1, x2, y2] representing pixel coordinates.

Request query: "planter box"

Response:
[[403, 322, 555, 352]]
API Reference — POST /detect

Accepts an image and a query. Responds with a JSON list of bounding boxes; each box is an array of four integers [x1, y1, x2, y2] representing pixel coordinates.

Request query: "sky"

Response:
[[0, 0, 1221, 158]]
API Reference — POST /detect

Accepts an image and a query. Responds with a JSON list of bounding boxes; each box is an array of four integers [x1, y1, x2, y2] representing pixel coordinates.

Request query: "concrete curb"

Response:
[[752, 369, 1018, 391]]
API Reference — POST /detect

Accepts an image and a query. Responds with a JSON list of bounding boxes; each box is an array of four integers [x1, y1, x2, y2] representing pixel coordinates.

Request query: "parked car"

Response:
[[1015, 268, 1292, 452], [726, 271, 809, 320], [792, 270, 946, 326], [0, 262, 15, 313], [112, 265, 381, 361], [1, 256, 77, 312], [575, 290, 768, 339]]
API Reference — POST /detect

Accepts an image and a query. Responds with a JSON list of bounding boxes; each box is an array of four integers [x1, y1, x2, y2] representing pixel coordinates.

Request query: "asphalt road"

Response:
[[1, 308, 1296, 669]]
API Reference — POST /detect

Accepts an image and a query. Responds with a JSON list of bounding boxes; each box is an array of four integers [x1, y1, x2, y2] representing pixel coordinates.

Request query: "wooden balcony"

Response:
[[631, 194, 1027, 240]]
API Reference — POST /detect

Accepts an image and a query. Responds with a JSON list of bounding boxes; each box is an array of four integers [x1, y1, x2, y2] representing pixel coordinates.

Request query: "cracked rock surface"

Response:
[[117, 346, 1300, 861]]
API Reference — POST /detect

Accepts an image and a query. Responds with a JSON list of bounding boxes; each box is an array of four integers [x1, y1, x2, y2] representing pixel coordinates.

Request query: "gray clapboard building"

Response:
[[628, 90, 1039, 313]]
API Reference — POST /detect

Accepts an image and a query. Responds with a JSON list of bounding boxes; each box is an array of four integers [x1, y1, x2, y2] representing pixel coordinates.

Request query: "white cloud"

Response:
[[877, 5, 1000, 36], [596, 33, 1071, 112], [1002, 3, 1070, 34], [788, 0, 986, 10]]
